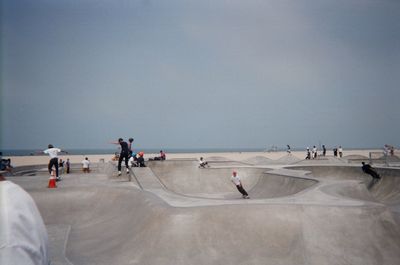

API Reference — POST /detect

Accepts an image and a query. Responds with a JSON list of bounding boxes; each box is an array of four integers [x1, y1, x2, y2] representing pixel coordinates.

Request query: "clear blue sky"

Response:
[[1, 0, 399, 150]]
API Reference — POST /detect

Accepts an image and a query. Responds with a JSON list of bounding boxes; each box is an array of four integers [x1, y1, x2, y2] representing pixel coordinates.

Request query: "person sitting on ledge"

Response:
[[198, 157, 209, 168], [137, 152, 146, 167], [129, 152, 138, 167], [151, 150, 166, 161]]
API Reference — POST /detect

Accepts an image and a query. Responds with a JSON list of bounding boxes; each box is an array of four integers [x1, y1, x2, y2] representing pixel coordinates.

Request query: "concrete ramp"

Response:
[[131, 167, 163, 190], [148, 161, 316, 199], [6, 162, 400, 265]]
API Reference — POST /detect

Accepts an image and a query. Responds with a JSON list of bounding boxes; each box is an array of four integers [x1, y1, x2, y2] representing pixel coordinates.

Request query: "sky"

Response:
[[1, 0, 399, 151]]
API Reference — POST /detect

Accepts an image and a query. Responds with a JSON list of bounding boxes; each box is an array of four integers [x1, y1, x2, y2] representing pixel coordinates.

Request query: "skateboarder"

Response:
[[231, 171, 249, 199], [362, 162, 381, 179], [111, 138, 131, 176], [43, 144, 67, 181]]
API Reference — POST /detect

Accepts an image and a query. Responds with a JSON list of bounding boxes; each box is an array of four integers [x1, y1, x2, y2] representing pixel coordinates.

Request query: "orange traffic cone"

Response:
[[48, 170, 57, 188]]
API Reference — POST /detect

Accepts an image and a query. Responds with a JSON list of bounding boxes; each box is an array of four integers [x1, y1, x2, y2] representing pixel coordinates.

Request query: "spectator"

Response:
[[338, 146, 343, 158], [312, 146, 317, 159], [305, 147, 311, 160], [152, 150, 166, 161], [0, 173, 50, 265], [137, 152, 146, 167], [66, 158, 71, 174], [199, 157, 209, 168], [82, 157, 90, 173], [59, 159, 65, 175], [129, 152, 138, 167]]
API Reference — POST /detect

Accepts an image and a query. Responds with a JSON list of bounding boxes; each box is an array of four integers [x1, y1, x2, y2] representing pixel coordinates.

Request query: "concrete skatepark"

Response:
[[8, 155, 400, 265]]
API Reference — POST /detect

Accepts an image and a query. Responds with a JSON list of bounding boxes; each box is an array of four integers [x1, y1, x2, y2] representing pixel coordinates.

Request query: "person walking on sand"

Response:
[[111, 138, 131, 176], [43, 144, 67, 181], [231, 171, 249, 199]]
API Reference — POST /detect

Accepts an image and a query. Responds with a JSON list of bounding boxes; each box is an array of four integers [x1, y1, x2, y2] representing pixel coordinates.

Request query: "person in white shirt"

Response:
[[198, 157, 209, 168], [230, 171, 250, 199], [0, 174, 50, 265], [338, 146, 343, 158], [312, 146, 317, 159], [82, 157, 90, 173], [43, 144, 67, 180], [129, 152, 138, 168]]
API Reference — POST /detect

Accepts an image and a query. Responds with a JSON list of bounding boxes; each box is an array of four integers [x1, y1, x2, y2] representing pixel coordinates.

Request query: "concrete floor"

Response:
[[9, 157, 400, 265]]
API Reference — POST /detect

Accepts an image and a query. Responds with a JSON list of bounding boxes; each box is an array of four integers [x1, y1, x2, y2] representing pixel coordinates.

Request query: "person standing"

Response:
[[333, 147, 338, 157], [312, 146, 317, 159], [230, 171, 250, 199], [305, 147, 311, 160], [338, 146, 343, 158], [43, 144, 66, 181], [322, 145, 327, 156], [82, 157, 90, 173], [65, 158, 71, 174], [111, 138, 131, 176], [287, 145, 291, 154], [128, 138, 134, 153], [59, 159, 65, 175]]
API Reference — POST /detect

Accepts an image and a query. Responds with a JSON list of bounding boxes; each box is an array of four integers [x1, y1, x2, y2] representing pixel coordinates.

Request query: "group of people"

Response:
[[112, 138, 154, 176], [305, 146, 318, 159], [39, 137, 158, 180], [305, 145, 343, 159], [34, 141, 387, 199], [42, 145, 93, 180]]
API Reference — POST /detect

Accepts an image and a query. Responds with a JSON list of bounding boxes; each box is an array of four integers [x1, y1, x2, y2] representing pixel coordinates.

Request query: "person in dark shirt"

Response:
[[128, 138, 134, 153], [322, 145, 327, 156], [111, 138, 131, 176], [137, 152, 146, 167], [362, 162, 381, 179], [362, 162, 381, 189]]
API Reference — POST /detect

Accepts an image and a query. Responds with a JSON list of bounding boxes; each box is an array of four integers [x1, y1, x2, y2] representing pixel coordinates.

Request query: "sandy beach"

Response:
[[6, 149, 383, 167]]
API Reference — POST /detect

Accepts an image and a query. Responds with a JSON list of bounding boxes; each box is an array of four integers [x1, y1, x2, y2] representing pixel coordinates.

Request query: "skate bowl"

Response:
[[147, 160, 317, 199], [6, 162, 400, 265], [290, 165, 400, 205]]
